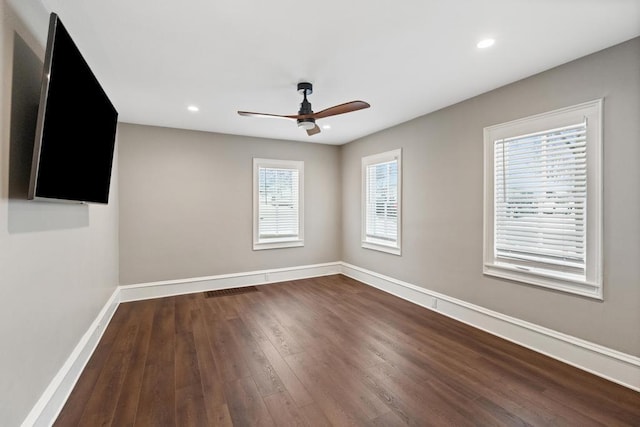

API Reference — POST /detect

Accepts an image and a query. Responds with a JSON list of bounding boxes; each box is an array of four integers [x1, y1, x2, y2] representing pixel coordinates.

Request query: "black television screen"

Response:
[[29, 13, 118, 204]]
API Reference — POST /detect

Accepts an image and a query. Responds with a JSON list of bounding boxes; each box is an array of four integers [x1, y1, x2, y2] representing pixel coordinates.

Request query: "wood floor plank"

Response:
[[190, 305, 227, 417], [284, 352, 369, 426], [175, 384, 209, 427], [297, 403, 333, 427], [329, 294, 517, 404], [55, 275, 640, 427], [76, 323, 138, 426], [363, 361, 476, 427], [371, 410, 409, 426], [174, 293, 198, 335], [53, 302, 136, 426], [285, 351, 383, 425], [227, 316, 287, 397], [263, 391, 310, 426], [224, 376, 276, 426], [110, 299, 157, 426], [175, 312, 202, 390], [246, 299, 304, 357], [271, 283, 387, 368], [175, 328, 209, 426], [208, 404, 234, 427], [301, 345, 393, 420], [198, 296, 251, 383], [214, 293, 241, 320], [134, 297, 176, 426], [237, 306, 315, 407], [247, 289, 323, 350]]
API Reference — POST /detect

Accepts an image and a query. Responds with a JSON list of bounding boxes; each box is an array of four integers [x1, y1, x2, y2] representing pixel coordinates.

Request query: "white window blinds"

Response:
[[253, 158, 304, 250], [365, 160, 398, 243], [494, 122, 587, 275], [362, 149, 401, 255], [258, 166, 299, 239]]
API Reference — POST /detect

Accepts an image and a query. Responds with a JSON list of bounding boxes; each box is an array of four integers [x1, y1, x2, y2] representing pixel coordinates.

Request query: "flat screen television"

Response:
[[28, 13, 118, 204]]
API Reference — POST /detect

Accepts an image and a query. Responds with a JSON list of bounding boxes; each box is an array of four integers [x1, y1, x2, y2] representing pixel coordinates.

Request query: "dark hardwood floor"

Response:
[[55, 275, 640, 426]]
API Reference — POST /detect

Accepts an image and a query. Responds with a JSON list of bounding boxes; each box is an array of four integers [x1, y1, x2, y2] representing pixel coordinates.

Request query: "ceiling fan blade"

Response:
[[306, 125, 321, 136], [312, 100, 370, 119], [237, 111, 298, 120]]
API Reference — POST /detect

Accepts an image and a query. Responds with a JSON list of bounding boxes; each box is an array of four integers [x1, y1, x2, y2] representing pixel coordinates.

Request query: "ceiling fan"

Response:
[[237, 82, 370, 136]]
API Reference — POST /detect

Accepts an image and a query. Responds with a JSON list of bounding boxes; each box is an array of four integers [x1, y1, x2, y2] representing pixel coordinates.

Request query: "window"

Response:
[[362, 149, 402, 255], [483, 100, 603, 299], [253, 158, 304, 250]]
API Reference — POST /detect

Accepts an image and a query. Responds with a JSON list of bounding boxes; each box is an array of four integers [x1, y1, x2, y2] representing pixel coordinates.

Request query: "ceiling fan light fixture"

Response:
[[297, 118, 316, 130]]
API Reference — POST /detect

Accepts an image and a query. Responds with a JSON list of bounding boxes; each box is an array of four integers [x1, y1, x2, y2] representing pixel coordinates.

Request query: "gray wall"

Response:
[[341, 37, 640, 356], [118, 124, 341, 284], [0, 1, 120, 425]]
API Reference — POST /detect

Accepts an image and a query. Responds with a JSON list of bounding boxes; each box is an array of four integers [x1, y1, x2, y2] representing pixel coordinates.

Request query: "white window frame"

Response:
[[483, 100, 603, 299], [253, 158, 304, 250], [361, 149, 402, 255]]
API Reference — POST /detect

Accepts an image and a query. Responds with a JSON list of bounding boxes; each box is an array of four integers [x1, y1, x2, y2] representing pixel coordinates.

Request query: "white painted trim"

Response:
[[23, 260, 639, 427], [482, 99, 604, 299], [340, 262, 640, 392], [21, 262, 341, 426], [119, 262, 342, 302], [21, 288, 121, 427]]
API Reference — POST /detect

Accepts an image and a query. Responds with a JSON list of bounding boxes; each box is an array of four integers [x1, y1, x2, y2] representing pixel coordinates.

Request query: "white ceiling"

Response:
[[20, 0, 640, 144]]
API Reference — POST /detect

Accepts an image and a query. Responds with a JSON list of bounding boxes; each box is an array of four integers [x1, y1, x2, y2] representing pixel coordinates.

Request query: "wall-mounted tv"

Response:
[[28, 13, 118, 204]]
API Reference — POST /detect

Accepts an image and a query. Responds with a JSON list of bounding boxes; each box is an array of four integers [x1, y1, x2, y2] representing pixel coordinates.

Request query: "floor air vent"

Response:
[[204, 286, 259, 298]]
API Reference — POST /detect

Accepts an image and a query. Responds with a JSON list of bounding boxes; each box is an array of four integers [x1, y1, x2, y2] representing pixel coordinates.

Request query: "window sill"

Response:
[[362, 241, 401, 256], [253, 239, 304, 251], [483, 262, 602, 300]]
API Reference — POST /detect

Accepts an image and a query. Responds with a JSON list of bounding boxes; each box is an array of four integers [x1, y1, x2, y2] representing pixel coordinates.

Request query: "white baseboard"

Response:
[[119, 262, 342, 302], [340, 262, 640, 392], [21, 288, 121, 427], [24, 260, 639, 427], [21, 262, 341, 426]]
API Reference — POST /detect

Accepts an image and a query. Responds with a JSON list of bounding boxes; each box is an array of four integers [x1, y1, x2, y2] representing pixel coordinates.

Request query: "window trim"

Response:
[[483, 100, 603, 299], [361, 149, 402, 256], [253, 158, 304, 251]]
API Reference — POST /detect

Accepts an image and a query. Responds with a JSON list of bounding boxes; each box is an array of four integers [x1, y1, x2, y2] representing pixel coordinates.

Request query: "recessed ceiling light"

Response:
[[477, 38, 495, 49], [187, 105, 199, 112], [322, 124, 331, 130]]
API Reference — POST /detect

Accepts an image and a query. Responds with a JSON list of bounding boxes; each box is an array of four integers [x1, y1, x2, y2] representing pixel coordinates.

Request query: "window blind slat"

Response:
[[496, 138, 586, 158], [497, 252, 585, 269], [496, 244, 584, 258], [496, 234, 584, 246], [496, 219, 584, 227], [499, 122, 585, 142]]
